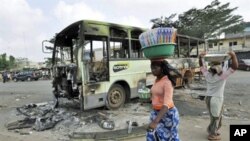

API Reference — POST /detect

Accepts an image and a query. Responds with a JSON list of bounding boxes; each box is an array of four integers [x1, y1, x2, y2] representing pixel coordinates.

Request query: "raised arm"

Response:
[[228, 51, 238, 70], [199, 52, 207, 67]]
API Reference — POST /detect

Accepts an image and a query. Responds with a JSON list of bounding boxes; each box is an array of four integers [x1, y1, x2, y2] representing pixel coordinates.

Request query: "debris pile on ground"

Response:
[[6, 102, 76, 131], [5, 101, 151, 134]]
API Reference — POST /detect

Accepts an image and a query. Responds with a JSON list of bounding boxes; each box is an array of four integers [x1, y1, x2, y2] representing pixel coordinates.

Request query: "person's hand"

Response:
[[228, 51, 236, 58], [199, 51, 207, 58], [148, 121, 158, 129]]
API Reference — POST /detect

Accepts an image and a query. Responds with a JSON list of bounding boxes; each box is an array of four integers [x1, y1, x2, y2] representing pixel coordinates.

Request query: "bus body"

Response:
[[46, 20, 205, 110]]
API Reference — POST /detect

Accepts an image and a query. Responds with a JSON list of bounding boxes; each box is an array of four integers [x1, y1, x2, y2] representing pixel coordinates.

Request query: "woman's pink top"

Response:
[[151, 76, 174, 110]]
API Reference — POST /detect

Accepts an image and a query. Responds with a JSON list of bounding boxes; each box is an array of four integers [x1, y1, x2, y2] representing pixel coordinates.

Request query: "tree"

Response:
[[44, 57, 60, 68], [175, 0, 244, 39], [0, 53, 16, 71], [0, 53, 8, 71], [9, 55, 16, 68], [44, 58, 53, 68], [150, 14, 177, 29]]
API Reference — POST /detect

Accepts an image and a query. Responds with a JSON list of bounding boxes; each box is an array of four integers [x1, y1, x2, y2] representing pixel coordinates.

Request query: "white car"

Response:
[[238, 59, 250, 71]]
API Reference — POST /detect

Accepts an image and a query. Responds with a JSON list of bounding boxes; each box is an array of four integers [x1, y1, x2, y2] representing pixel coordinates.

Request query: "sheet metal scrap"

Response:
[[6, 117, 36, 130], [16, 103, 52, 117], [34, 116, 63, 131], [81, 112, 115, 130], [7, 103, 68, 131]]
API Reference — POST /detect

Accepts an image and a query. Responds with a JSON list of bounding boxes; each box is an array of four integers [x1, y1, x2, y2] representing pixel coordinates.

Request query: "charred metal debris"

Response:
[[5, 102, 116, 131]]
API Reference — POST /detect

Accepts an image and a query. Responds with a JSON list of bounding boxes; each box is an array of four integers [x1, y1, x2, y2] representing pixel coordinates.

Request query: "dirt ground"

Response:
[[0, 70, 249, 141]]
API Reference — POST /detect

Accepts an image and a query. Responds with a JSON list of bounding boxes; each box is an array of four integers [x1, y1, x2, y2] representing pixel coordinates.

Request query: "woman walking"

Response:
[[147, 59, 180, 141]]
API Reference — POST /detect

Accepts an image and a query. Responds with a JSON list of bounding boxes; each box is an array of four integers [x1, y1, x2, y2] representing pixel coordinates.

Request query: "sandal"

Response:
[[207, 134, 221, 140]]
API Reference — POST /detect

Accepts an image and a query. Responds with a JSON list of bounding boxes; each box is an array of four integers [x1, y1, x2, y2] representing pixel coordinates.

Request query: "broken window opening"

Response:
[[84, 36, 109, 83]]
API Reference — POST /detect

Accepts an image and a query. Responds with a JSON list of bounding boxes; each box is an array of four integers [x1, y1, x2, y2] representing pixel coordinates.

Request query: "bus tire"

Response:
[[106, 84, 126, 110]]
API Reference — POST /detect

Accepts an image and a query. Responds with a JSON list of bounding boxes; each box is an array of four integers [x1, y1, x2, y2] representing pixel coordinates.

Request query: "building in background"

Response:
[[15, 57, 29, 69], [207, 22, 250, 60], [208, 23, 250, 53], [15, 58, 45, 70]]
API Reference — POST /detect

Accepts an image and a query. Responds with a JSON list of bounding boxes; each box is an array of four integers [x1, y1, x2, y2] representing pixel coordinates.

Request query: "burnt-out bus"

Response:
[[42, 20, 205, 110]]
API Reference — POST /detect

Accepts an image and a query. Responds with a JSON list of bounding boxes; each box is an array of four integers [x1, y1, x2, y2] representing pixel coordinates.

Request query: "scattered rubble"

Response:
[[5, 101, 150, 134], [4, 81, 249, 140]]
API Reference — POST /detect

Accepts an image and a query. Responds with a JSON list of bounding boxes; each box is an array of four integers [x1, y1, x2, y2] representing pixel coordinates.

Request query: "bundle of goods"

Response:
[[139, 27, 177, 59], [204, 54, 231, 64], [138, 87, 151, 102]]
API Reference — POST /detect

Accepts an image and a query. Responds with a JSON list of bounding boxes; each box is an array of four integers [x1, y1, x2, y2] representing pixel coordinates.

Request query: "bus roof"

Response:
[[54, 20, 205, 47], [54, 20, 147, 46]]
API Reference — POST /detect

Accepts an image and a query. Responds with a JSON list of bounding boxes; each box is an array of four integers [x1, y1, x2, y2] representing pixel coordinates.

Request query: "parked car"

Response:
[[12, 71, 40, 82], [238, 59, 250, 71]]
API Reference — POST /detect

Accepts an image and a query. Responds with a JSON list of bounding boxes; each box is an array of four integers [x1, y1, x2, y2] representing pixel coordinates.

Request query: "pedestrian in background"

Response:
[[199, 51, 238, 140], [2, 71, 8, 83]]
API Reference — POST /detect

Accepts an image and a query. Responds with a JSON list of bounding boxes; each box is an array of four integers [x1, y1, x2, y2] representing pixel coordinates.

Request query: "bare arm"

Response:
[[153, 106, 168, 123], [199, 52, 207, 67], [199, 56, 204, 67], [228, 51, 238, 70], [148, 106, 168, 129]]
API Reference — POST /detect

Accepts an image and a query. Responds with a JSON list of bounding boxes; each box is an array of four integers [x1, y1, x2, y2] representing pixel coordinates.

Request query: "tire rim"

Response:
[[110, 89, 122, 105]]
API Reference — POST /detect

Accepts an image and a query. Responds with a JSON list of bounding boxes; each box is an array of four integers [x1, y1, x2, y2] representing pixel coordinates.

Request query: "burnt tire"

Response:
[[106, 84, 126, 110]]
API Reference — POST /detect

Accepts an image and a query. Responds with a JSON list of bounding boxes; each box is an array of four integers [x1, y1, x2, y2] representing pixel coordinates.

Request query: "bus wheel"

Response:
[[106, 84, 126, 110]]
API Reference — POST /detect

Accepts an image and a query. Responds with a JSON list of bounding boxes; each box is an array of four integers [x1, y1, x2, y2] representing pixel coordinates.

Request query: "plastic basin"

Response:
[[204, 54, 231, 63], [142, 44, 175, 59]]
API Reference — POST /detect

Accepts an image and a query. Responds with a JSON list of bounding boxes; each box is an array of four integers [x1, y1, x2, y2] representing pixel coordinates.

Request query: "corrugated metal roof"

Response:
[[224, 31, 250, 39]]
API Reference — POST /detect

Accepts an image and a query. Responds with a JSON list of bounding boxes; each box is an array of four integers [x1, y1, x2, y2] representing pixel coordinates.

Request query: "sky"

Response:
[[1, 0, 249, 62]]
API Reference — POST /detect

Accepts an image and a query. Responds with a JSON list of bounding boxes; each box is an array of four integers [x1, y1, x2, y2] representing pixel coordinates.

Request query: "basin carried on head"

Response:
[[204, 54, 231, 63], [141, 44, 175, 59], [139, 27, 177, 59]]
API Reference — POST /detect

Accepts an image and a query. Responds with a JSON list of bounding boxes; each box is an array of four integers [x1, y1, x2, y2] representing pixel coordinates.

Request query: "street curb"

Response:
[[69, 125, 147, 140]]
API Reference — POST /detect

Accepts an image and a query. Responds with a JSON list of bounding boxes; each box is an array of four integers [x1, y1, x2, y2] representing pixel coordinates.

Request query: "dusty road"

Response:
[[0, 70, 250, 141]]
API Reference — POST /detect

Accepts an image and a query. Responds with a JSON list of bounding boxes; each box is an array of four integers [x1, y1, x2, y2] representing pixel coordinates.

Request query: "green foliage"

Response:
[[150, 14, 177, 28], [44, 57, 60, 68], [0, 53, 16, 71], [9, 55, 16, 68], [44, 58, 53, 68], [174, 0, 244, 39]]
